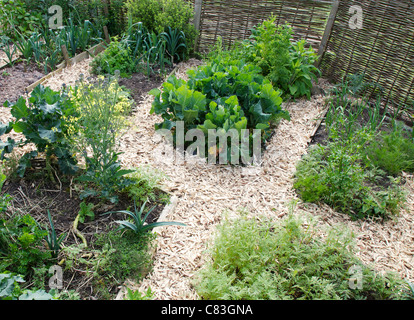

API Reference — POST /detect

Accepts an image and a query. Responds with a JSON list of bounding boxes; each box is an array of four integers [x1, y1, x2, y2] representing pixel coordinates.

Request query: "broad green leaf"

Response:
[[148, 88, 161, 96], [18, 290, 53, 300], [38, 128, 56, 143], [183, 109, 199, 123], [10, 97, 28, 119], [0, 122, 13, 136], [39, 102, 60, 114], [12, 121, 29, 133]]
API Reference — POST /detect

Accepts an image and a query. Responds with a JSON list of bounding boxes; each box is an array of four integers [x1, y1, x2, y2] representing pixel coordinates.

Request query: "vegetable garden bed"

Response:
[[1, 2, 413, 300]]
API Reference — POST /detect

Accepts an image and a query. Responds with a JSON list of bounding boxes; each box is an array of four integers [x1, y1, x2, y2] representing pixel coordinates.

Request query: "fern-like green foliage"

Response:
[[294, 137, 405, 220], [193, 214, 411, 300], [363, 124, 414, 176]]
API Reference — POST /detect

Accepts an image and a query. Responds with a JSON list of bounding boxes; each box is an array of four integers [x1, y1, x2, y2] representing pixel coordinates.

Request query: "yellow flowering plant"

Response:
[[68, 73, 135, 203]]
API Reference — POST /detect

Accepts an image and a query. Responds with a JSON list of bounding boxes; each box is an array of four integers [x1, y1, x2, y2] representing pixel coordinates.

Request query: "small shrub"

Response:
[[0, 214, 52, 276], [363, 125, 414, 175], [91, 38, 137, 77], [193, 214, 411, 300], [125, 0, 196, 54]]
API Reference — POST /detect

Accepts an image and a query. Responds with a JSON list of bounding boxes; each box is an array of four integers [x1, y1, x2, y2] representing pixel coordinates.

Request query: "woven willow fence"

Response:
[[194, 0, 414, 112], [195, 0, 333, 52], [319, 0, 414, 111]]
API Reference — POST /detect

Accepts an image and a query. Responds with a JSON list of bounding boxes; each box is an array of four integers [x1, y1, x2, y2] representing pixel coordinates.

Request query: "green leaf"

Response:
[[12, 121, 28, 134], [19, 290, 53, 300], [142, 221, 186, 233], [149, 88, 161, 96], [16, 151, 38, 177], [38, 128, 56, 143], [0, 122, 13, 136], [198, 119, 217, 134], [39, 102, 60, 114], [183, 109, 199, 123], [9, 97, 28, 119]]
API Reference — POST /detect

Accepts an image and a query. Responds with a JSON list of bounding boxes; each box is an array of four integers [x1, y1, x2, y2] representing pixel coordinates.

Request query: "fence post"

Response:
[[316, 0, 340, 68], [103, 26, 111, 44], [61, 45, 71, 67], [194, 0, 203, 51]]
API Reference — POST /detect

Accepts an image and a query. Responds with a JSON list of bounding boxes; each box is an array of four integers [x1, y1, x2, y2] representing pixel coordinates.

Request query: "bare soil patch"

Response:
[[0, 62, 44, 106]]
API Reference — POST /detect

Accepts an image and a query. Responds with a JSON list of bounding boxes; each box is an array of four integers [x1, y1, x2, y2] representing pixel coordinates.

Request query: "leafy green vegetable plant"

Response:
[[1, 84, 79, 177], [0, 214, 52, 275], [77, 201, 95, 224], [216, 16, 320, 99], [150, 57, 289, 163], [0, 0, 43, 40], [125, 0, 196, 54], [0, 272, 54, 300], [91, 37, 137, 77], [162, 27, 187, 64]]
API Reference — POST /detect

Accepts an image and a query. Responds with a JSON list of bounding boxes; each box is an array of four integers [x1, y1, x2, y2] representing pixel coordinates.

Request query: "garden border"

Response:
[[24, 42, 107, 93], [114, 195, 179, 300]]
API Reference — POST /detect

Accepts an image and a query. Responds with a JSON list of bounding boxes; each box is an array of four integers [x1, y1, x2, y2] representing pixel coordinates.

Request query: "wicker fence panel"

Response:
[[319, 0, 414, 111], [197, 0, 334, 53]]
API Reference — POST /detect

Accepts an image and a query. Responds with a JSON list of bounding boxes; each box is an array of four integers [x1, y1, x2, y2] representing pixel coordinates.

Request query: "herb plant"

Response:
[[91, 37, 137, 77], [294, 82, 406, 219], [193, 213, 411, 300], [363, 124, 414, 175], [0, 214, 52, 275]]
